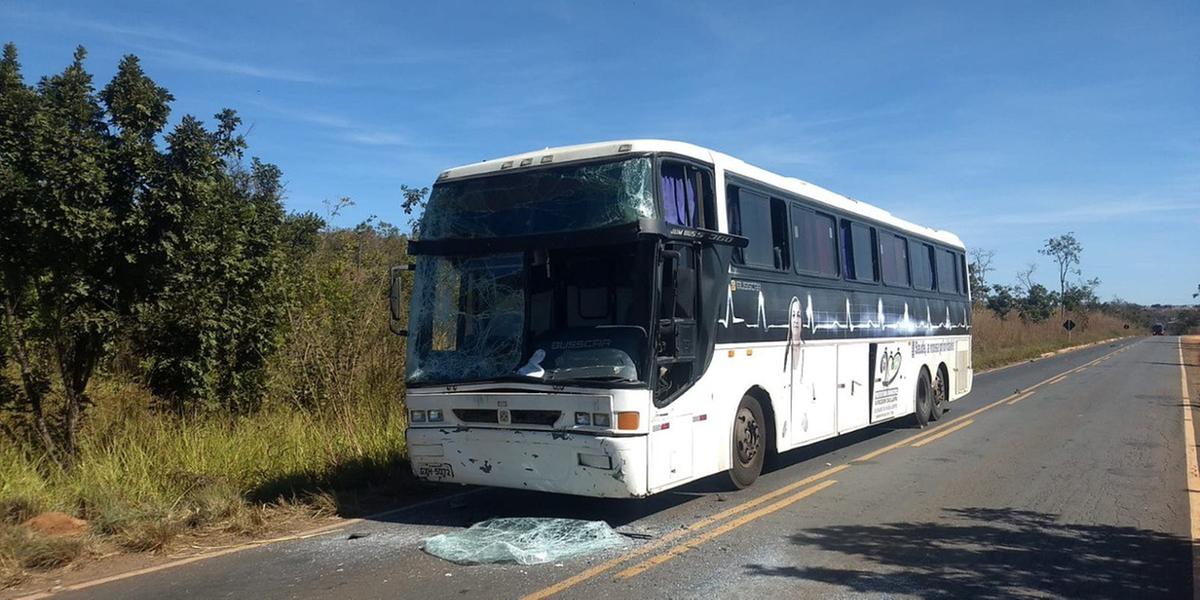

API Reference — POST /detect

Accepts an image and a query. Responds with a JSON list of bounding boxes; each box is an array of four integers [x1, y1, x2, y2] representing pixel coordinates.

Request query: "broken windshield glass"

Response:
[[406, 253, 526, 384], [422, 518, 626, 565], [406, 244, 654, 387], [420, 157, 655, 241]]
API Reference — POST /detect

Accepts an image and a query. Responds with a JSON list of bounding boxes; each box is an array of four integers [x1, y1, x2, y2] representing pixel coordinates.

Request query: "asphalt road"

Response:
[[43, 336, 1199, 599]]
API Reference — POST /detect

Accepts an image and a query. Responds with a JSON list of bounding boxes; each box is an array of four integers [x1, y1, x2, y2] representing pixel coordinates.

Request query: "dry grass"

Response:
[[0, 524, 86, 585], [971, 308, 1132, 369]]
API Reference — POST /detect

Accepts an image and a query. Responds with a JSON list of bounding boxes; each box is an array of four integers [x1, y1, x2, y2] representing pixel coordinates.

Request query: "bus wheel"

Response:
[[914, 369, 932, 428], [930, 367, 948, 421], [729, 395, 765, 489]]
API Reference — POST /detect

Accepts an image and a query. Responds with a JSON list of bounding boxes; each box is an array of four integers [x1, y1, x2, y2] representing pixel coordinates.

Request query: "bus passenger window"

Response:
[[840, 220, 878, 282], [727, 186, 789, 270], [936, 248, 959, 294], [880, 233, 910, 286], [910, 240, 936, 290], [791, 206, 839, 277]]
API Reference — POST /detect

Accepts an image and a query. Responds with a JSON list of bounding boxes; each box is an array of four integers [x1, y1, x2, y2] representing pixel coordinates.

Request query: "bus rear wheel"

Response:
[[728, 395, 765, 489], [914, 369, 932, 428], [930, 366, 948, 421]]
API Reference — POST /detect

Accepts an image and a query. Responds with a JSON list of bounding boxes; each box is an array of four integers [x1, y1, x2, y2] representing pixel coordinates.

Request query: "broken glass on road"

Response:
[[422, 517, 625, 565]]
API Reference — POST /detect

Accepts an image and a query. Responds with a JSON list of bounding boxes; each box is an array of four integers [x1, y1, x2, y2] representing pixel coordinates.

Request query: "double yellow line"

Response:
[[522, 341, 1136, 599]]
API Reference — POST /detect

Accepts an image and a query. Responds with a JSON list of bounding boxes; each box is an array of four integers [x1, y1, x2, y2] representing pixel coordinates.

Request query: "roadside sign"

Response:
[[1063, 320, 1076, 331]]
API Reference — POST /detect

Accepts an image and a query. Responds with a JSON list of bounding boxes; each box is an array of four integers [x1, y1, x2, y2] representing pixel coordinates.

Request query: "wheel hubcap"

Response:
[[736, 408, 761, 465], [934, 373, 946, 407]]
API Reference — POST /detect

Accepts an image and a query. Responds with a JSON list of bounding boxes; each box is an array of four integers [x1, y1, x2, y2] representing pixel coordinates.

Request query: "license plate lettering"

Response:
[[418, 463, 454, 479]]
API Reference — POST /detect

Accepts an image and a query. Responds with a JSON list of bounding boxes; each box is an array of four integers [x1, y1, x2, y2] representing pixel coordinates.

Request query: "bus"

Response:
[[391, 140, 973, 498]]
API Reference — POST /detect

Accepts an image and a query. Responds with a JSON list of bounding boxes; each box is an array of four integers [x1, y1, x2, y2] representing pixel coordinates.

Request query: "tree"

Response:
[[400, 184, 429, 236], [1039, 233, 1082, 318], [1016, 262, 1038, 295], [0, 44, 299, 461], [986, 284, 1017, 320], [968, 248, 994, 304], [1062, 277, 1101, 329], [1018, 284, 1056, 323]]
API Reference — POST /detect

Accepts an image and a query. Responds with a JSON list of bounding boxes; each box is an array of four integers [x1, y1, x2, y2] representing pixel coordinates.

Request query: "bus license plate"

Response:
[[418, 463, 454, 480]]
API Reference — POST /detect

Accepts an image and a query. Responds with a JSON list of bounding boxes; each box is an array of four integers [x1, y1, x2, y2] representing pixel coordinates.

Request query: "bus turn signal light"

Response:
[[617, 412, 640, 431]]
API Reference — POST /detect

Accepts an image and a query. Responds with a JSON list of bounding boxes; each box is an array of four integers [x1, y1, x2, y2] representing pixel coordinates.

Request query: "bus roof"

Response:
[[437, 139, 965, 250]]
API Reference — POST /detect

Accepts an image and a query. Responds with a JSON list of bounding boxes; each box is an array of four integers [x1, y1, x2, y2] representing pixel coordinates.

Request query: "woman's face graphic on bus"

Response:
[[789, 297, 803, 343]]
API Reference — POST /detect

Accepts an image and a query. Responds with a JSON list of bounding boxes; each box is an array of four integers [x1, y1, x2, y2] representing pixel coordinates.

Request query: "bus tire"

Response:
[[930, 365, 948, 421], [914, 368, 932, 428], [728, 395, 766, 489]]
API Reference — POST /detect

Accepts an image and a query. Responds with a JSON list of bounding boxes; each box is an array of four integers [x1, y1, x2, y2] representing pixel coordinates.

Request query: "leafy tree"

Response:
[[1018, 284, 1056, 323], [985, 284, 1017, 320], [0, 44, 301, 460], [400, 184, 429, 235], [1062, 277, 1101, 329], [1039, 233, 1082, 318], [0, 45, 123, 463]]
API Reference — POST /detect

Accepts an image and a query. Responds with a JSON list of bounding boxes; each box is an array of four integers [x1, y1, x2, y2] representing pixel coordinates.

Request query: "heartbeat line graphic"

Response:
[[718, 284, 972, 334]]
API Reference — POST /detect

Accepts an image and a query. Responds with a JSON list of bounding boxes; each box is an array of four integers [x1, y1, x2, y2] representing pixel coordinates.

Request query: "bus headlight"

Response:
[[410, 409, 426, 423], [574, 412, 591, 426], [428, 409, 444, 422], [592, 413, 611, 427]]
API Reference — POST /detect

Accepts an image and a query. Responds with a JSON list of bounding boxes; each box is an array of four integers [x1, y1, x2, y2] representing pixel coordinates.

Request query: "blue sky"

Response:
[[3, 0, 1198, 304]]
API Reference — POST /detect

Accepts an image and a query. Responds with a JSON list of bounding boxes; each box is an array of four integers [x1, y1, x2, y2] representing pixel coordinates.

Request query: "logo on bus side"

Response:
[[879, 348, 902, 386]]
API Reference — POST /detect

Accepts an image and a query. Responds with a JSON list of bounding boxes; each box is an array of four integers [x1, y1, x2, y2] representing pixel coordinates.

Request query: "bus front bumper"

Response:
[[406, 427, 648, 498]]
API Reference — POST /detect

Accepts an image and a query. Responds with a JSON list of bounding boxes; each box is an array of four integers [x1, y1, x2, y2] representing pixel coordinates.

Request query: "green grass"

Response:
[[0, 380, 408, 586]]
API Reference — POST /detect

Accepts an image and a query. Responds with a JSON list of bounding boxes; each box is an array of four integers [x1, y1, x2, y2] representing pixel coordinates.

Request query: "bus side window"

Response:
[[880, 233, 910, 286], [727, 185, 789, 270], [910, 240, 936, 290], [840, 220, 878, 283], [662, 161, 715, 229]]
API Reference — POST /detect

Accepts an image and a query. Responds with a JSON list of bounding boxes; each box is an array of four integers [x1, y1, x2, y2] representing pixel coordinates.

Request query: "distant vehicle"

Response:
[[391, 140, 973, 497], [1152, 323, 1165, 336]]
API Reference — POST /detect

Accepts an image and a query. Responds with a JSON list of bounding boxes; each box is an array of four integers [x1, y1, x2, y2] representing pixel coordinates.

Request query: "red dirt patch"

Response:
[[21, 513, 87, 537]]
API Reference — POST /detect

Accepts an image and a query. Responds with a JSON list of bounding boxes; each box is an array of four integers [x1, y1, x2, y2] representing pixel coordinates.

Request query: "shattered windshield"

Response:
[[406, 244, 653, 386], [420, 157, 655, 240]]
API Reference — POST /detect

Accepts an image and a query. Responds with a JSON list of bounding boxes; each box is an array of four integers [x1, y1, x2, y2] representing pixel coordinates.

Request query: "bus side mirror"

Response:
[[388, 263, 415, 336]]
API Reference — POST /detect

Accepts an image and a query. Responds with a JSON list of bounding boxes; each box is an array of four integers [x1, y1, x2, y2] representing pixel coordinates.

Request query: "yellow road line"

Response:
[[614, 480, 838, 580], [910, 419, 975, 447], [519, 466, 847, 600], [1178, 338, 1200, 600], [1007, 390, 1036, 405], [530, 345, 1136, 598]]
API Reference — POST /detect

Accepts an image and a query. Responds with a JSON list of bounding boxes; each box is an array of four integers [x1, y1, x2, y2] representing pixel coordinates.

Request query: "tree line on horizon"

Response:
[[966, 234, 1191, 331]]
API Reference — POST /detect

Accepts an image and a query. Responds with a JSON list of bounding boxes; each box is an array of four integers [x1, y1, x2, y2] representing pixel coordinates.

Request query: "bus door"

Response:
[[791, 342, 837, 446], [836, 343, 871, 432], [648, 243, 698, 490]]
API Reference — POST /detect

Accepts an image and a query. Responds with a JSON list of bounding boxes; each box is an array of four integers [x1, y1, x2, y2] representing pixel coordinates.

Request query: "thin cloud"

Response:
[[246, 99, 409, 148], [953, 200, 1199, 229], [144, 47, 329, 84], [7, 7, 200, 47], [341, 131, 408, 147]]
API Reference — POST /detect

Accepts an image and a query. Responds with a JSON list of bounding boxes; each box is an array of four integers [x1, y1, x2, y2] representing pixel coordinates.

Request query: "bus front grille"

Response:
[[452, 409, 562, 426]]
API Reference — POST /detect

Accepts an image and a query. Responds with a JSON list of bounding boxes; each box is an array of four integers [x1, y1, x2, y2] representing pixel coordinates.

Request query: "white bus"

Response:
[[392, 140, 972, 497]]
